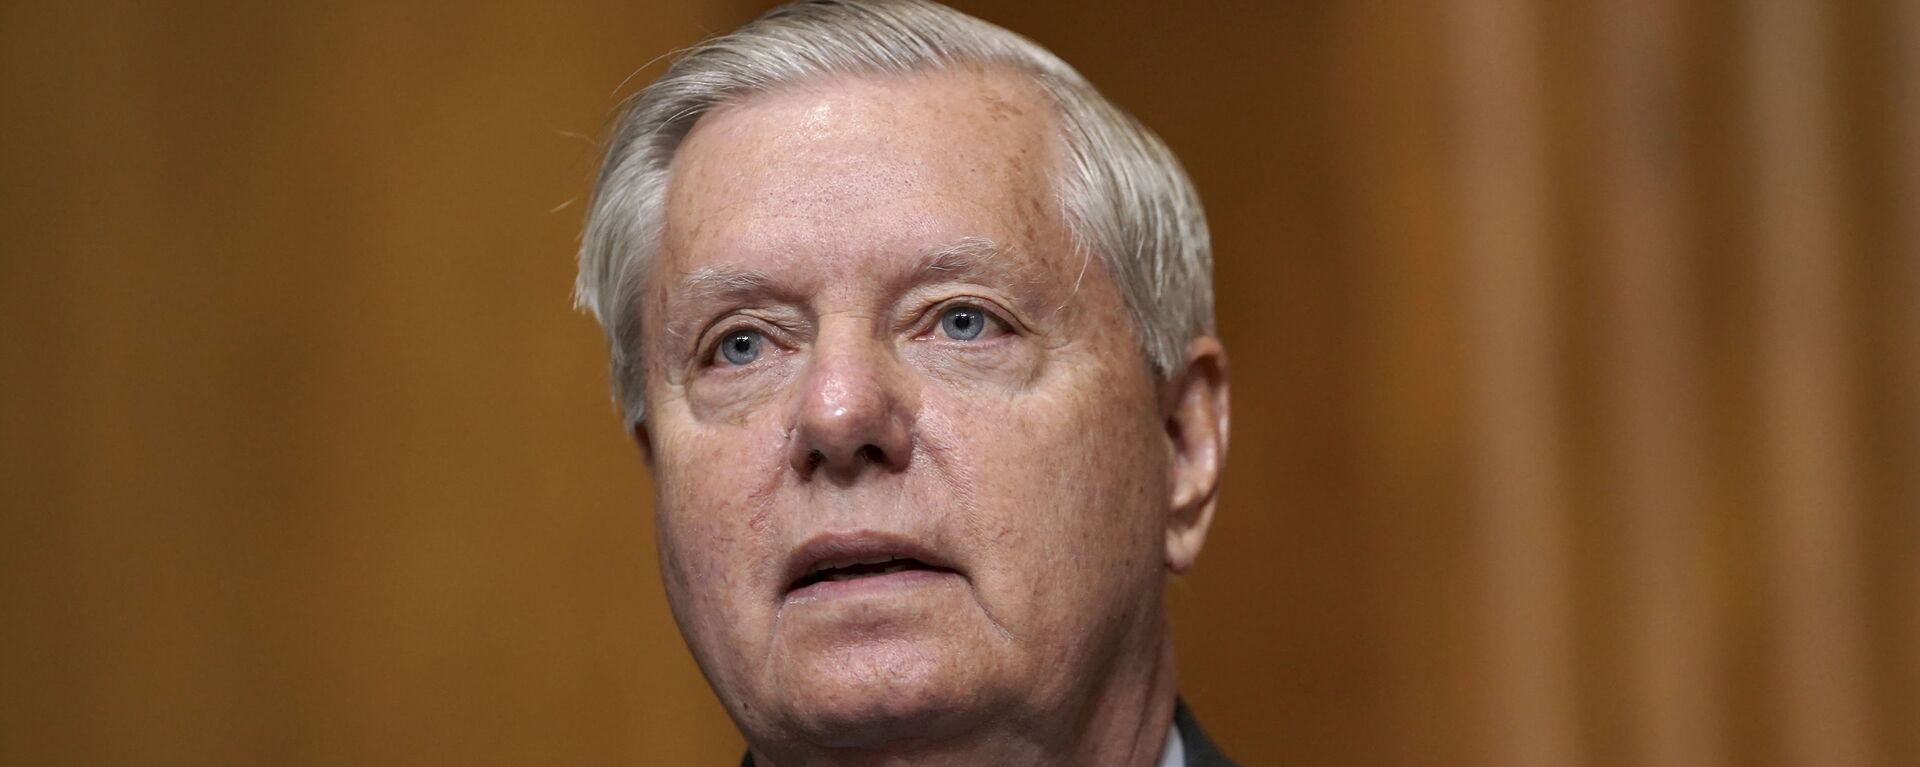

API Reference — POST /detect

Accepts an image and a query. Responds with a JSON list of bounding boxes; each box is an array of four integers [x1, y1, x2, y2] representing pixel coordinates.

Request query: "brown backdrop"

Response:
[[2, 1, 1914, 765]]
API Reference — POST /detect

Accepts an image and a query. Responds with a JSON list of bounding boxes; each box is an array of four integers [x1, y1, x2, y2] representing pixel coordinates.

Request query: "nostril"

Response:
[[807, 450, 825, 470], [856, 444, 884, 464]]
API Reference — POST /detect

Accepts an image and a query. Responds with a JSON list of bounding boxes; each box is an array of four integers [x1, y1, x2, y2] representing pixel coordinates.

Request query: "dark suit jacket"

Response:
[[738, 699, 1238, 766], [1174, 698, 1239, 767]]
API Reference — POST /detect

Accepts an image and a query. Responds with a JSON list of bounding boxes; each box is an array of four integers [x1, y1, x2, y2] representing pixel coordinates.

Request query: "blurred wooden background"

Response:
[[1, 1, 1913, 765]]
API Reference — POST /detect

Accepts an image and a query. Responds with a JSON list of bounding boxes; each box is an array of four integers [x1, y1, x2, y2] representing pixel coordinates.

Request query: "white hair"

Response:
[[576, 0, 1213, 426]]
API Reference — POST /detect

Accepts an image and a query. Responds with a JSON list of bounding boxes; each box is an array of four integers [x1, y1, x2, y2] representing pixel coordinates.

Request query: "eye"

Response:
[[937, 305, 994, 341], [715, 329, 764, 366]]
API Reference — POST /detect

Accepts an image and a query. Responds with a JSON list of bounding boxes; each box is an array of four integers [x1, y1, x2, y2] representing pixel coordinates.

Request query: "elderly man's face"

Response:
[[640, 70, 1207, 749]]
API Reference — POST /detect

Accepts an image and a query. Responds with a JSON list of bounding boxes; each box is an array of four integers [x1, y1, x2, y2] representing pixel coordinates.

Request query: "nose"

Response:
[[787, 330, 916, 480]]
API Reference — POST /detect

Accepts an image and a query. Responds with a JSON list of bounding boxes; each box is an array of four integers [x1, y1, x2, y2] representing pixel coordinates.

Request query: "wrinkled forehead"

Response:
[[654, 68, 1073, 298]]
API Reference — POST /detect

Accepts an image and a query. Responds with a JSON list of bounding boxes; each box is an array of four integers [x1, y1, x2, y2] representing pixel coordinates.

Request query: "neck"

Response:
[[750, 614, 1180, 767]]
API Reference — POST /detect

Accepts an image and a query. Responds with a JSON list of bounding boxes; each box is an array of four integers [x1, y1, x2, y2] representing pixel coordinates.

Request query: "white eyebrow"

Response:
[[676, 236, 1015, 304], [906, 235, 1057, 296], [672, 236, 1005, 303], [678, 264, 779, 304], [913, 236, 1006, 278]]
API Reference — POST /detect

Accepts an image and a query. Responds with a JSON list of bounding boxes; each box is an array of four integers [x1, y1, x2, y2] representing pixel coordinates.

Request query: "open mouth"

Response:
[[781, 532, 963, 603], [789, 555, 956, 592]]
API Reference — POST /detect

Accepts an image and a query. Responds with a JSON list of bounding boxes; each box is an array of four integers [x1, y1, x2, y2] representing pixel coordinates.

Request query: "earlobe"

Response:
[[1163, 336, 1230, 574]]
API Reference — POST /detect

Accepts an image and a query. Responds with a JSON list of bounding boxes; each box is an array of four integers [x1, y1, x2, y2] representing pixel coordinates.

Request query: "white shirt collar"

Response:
[[1158, 719, 1185, 767]]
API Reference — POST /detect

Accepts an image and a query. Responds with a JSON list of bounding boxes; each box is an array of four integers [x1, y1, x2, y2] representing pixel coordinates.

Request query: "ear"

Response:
[[1161, 336, 1229, 574]]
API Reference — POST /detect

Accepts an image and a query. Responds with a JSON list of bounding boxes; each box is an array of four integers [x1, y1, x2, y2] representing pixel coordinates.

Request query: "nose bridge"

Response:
[[788, 321, 915, 477]]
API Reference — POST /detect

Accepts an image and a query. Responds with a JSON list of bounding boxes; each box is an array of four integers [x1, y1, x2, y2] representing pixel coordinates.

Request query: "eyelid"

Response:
[[916, 297, 1019, 340], [697, 315, 790, 367]]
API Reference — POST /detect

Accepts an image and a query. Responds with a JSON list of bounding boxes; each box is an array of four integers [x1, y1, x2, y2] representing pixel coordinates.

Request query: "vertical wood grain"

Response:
[[1591, 1, 1724, 765], [1447, 1, 1580, 765], [1747, 1, 1875, 765], [1888, 0, 1920, 762]]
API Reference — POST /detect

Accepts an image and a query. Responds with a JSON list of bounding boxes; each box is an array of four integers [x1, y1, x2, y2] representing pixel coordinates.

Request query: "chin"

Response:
[[771, 637, 998, 749]]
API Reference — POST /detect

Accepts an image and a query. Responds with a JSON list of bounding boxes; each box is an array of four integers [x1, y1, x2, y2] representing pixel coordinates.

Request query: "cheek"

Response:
[[928, 356, 1169, 617], [1009, 398, 1163, 549], [650, 415, 789, 635]]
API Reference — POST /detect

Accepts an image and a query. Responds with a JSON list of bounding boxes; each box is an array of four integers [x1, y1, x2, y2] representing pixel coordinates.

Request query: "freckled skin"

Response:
[[637, 71, 1225, 766]]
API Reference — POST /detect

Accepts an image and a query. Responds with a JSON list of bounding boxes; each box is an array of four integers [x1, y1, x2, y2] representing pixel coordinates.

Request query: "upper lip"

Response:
[[782, 530, 959, 593]]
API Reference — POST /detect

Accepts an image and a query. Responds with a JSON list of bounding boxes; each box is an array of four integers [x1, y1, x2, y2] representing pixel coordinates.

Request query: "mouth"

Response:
[[791, 555, 954, 589], [782, 532, 962, 603]]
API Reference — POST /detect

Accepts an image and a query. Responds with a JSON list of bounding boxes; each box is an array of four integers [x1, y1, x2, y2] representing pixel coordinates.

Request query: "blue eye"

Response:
[[938, 305, 989, 341], [717, 330, 763, 365]]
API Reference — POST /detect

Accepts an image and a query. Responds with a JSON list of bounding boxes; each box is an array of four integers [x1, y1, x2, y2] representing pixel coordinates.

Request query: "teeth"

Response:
[[808, 555, 909, 576], [816, 561, 915, 582]]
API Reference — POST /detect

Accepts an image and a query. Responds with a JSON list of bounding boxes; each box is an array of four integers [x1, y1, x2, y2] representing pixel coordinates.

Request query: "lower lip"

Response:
[[783, 568, 962, 605]]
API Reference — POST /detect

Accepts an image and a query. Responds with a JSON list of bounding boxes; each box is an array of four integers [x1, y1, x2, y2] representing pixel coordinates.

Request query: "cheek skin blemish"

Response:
[[742, 421, 793, 535]]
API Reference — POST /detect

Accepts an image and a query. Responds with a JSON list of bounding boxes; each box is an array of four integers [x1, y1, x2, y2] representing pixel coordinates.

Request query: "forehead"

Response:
[[658, 69, 1066, 285]]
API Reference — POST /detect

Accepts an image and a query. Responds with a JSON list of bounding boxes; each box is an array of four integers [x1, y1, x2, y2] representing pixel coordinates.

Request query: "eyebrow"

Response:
[[677, 263, 781, 306], [673, 236, 1030, 301], [913, 236, 1004, 280], [905, 236, 1051, 293]]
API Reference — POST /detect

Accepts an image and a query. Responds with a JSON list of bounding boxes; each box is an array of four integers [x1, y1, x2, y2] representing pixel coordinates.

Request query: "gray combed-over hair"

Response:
[[576, 0, 1213, 426]]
